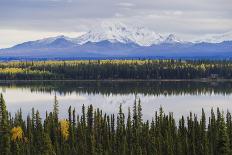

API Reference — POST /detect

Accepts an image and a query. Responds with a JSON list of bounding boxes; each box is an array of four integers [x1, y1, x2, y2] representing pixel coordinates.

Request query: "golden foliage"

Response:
[[1, 60, 232, 75], [0, 68, 24, 74], [11, 126, 23, 142], [59, 119, 69, 141], [0, 67, 51, 75]]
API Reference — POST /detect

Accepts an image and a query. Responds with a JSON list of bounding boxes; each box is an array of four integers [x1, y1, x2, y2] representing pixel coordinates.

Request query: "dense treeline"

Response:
[[2, 81, 232, 96], [0, 94, 232, 154], [1, 60, 232, 80]]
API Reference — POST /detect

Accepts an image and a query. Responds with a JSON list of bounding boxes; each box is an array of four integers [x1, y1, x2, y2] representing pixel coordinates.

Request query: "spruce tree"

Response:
[[41, 133, 55, 155], [216, 114, 230, 155], [53, 94, 59, 125], [0, 94, 11, 155]]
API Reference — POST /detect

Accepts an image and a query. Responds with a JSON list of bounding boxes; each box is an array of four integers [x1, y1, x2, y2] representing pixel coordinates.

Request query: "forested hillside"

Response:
[[0, 60, 232, 80], [0, 94, 232, 155]]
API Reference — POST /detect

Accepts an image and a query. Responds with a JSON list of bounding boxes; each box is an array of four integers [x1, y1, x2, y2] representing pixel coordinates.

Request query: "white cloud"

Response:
[[0, 0, 231, 47], [117, 2, 135, 7], [163, 11, 183, 16], [0, 29, 84, 48], [115, 13, 124, 17]]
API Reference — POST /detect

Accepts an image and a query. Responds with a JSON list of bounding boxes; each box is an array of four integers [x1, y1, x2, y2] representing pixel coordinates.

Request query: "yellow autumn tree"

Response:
[[59, 120, 69, 141], [11, 126, 23, 142]]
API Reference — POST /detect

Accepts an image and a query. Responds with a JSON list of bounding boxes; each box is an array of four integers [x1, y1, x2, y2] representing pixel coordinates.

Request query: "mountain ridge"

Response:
[[0, 22, 232, 60]]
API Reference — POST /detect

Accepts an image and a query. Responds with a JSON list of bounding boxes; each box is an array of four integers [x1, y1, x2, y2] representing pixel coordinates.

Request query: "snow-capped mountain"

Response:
[[73, 22, 165, 46], [9, 22, 202, 49], [0, 22, 231, 60], [13, 22, 182, 48], [162, 34, 183, 44], [195, 31, 232, 43]]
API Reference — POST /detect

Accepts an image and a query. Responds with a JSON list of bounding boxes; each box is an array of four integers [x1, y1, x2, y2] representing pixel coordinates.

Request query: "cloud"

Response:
[[0, 29, 84, 48], [115, 13, 124, 17], [164, 11, 183, 16], [117, 2, 135, 7], [0, 0, 231, 47]]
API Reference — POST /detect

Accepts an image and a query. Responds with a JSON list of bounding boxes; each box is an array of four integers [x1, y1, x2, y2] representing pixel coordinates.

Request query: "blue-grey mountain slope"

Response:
[[0, 23, 232, 60]]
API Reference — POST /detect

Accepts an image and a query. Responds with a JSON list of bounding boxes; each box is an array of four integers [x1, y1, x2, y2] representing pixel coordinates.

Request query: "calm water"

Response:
[[1, 81, 232, 120]]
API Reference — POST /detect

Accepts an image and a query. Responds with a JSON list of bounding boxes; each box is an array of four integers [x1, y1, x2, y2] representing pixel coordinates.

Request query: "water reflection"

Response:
[[1, 81, 232, 120]]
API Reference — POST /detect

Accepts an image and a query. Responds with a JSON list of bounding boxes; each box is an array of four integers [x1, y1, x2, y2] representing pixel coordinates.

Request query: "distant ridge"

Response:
[[0, 22, 232, 60]]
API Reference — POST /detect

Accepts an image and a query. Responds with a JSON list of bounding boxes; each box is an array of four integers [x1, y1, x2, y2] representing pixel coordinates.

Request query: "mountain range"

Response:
[[0, 22, 232, 60]]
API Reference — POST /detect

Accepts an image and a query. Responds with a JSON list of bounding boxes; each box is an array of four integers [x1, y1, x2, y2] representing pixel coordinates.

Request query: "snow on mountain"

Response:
[[73, 22, 165, 46], [9, 22, 188, 49], [5, 22, 232, 52], [162, 34, 183, 44], [35, 35, 73, 45], [195, 31, 232, 43], [12, 35, 76, 49], [0, 22, 232, 59]]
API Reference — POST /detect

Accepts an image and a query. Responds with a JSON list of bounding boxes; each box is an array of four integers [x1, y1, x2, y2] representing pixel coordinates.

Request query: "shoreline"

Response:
[[0, 79, 232, 82]]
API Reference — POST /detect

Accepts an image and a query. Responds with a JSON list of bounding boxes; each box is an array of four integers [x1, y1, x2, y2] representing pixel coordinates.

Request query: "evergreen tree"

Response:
[[53, 94, 59, 124], [216, 113, 230, 155], [0, 94, 11, 155], [41, 133, 55, 155], [1, 94, 232, 154]]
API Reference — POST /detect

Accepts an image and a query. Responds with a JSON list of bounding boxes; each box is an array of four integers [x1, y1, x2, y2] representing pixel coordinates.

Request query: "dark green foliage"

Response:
[[1, 94, 232, 154], [1, 60, 232, 80], [0, 94, 11, 155]]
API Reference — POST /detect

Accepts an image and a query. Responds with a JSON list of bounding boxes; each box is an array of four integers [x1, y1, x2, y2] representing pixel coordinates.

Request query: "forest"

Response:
[[0, 94, 232, 155], [1, 60, 232, 80]]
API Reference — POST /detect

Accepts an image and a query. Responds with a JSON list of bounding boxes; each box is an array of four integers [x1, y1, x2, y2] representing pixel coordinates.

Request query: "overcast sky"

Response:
[[0, 0, 232, 48]]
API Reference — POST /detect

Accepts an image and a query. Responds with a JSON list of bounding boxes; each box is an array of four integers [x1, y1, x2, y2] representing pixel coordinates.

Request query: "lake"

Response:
[[1, 81, 232, 120]]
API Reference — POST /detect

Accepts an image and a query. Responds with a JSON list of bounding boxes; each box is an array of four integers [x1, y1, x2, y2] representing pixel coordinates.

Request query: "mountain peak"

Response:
[[100, 21, 128, 32], [14, 22, 187, 47], [1, 25, 232, 59], [35, 35, 72, 44], [162, 34, 182, 43], [6, 22, 232, 52], [194, 31, 232, 43], [73, 22, 165, 46], [12, 35, 74, 49]]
